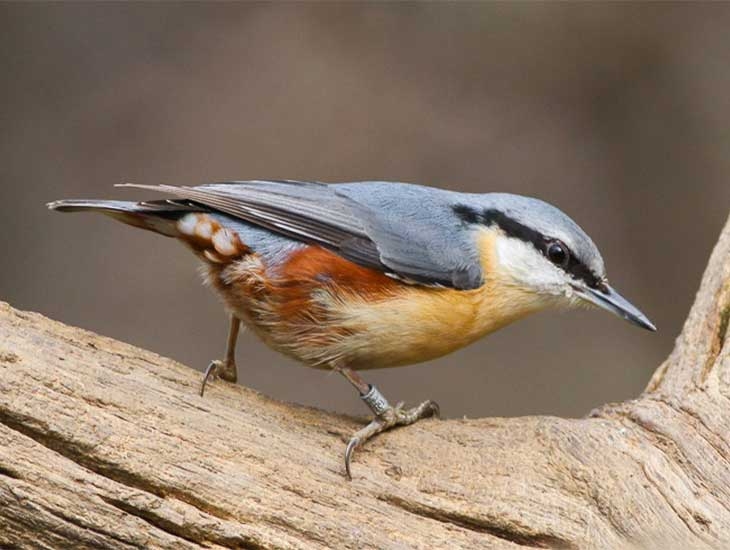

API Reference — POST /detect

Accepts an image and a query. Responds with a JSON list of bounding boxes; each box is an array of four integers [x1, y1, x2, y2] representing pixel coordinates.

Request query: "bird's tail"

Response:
[[47, 199, 203, 237]]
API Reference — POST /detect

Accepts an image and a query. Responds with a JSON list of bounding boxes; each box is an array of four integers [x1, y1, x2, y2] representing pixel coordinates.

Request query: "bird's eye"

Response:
[[546, 241, 570, 267]]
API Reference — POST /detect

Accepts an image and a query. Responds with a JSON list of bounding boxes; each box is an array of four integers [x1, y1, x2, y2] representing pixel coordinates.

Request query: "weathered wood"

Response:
[[1, 215, 729, 549]]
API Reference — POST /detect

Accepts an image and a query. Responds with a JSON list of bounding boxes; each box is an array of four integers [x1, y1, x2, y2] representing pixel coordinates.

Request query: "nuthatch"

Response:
[[49, 180, 655, 478]]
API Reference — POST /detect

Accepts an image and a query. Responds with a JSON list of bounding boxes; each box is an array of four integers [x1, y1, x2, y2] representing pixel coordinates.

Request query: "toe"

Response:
[[344, 437, 360, 480], [426, 400, 441, 419], [392, 400, 441, 424], [340, 398, 440, 479], [219, 363, 238, 383], [199, 360, 221, 397]]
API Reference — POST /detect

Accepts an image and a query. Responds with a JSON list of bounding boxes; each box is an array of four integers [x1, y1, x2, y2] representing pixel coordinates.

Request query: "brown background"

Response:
[[1, 3, 728, 419]]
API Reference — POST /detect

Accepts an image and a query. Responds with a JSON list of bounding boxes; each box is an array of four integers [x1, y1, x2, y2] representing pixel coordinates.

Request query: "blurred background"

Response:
[[2, 3, 729, 419]]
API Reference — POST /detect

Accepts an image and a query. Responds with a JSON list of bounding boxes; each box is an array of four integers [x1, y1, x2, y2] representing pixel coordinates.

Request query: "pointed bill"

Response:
[[573, 283, 656, 331]]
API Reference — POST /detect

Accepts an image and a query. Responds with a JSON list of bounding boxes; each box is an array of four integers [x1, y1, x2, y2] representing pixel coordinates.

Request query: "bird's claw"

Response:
[[344, 437, 360, 480], [199, 361, 220, 397], [344, 399, 440, 480], [199, 359, 237, 397]]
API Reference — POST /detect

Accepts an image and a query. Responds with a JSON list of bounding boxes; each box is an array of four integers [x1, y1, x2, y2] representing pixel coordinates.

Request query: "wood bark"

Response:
[[1, 215, 730, 550]]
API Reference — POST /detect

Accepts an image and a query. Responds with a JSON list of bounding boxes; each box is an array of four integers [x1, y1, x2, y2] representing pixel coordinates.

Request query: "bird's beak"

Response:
[[572, 282, 656, 331]]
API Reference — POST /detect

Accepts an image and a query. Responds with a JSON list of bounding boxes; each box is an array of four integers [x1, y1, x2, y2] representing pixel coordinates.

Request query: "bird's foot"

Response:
[[344, 393, 440, 480], [199, 359, 237, 397]]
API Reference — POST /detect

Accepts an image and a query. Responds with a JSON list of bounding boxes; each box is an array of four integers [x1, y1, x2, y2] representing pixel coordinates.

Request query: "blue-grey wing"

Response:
[[120, 180, 484, 289], [333, 182, 483, 289]]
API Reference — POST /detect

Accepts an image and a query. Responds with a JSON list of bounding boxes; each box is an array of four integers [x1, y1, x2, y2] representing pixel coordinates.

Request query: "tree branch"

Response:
[[1, 215, 729, 549]]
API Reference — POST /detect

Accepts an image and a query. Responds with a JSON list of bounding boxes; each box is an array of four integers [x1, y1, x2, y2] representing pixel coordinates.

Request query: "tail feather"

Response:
[[47, 199, 202, 237]]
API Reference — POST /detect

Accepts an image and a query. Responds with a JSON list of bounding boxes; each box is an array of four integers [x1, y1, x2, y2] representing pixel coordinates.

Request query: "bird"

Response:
[[48, 180, 655, 478]]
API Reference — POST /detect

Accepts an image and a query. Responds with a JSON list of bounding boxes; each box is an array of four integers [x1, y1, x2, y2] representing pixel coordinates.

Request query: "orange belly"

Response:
[[205, 244, 406, 368], [206, 245, 553, 370], [180, 214, 553, 370]]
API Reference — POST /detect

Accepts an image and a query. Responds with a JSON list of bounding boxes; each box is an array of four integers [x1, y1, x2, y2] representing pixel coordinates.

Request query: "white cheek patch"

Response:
[[494, 236, 567, 296]]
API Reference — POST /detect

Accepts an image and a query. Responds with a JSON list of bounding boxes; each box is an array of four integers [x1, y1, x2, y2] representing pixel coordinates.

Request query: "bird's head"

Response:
[[453, 194, 655, 331]]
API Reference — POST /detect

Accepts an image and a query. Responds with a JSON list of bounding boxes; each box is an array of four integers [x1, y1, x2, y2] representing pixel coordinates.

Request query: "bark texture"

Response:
[[1, 216, 730, 550]]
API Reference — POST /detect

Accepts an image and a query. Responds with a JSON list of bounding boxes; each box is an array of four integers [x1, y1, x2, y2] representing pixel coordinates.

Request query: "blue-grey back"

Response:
[[119, 180, 604, 289]]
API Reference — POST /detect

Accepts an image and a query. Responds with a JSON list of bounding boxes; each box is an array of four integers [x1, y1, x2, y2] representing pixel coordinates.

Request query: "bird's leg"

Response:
[[338, 367, 440, 480], [200, 315, 241, 397]]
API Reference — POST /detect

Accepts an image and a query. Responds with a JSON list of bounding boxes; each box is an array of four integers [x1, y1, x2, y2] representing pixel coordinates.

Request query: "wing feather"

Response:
[[118, 181, 484, 289]]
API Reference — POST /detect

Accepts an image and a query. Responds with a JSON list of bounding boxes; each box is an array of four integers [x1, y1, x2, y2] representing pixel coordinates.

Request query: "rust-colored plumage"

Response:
[[178, 213, 406, 367], [178, 213, 550, 371], [275, 245, 399, 298]]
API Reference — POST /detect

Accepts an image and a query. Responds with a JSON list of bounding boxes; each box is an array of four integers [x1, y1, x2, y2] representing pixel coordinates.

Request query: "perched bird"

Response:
[[48, 180, 655, 478]]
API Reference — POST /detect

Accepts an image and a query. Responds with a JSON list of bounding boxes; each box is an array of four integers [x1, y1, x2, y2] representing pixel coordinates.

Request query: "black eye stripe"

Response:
[[452, 204, 602, 289]]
